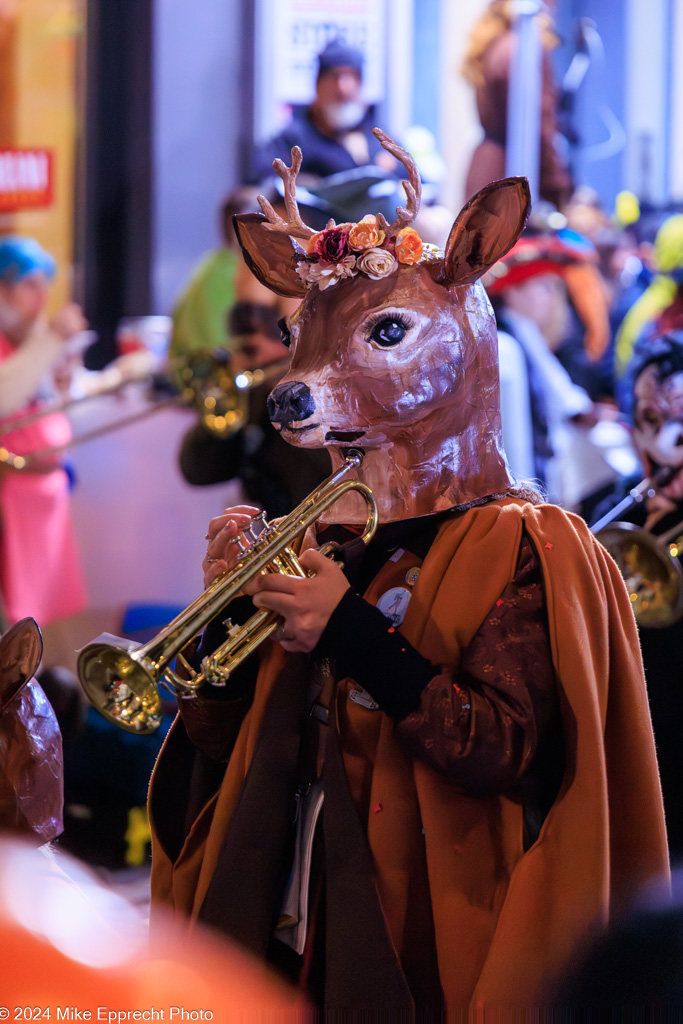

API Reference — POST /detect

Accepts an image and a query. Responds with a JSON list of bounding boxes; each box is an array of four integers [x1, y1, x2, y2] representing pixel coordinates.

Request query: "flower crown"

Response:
[[295, 217, 424, 291], [257, 128, 435, 293]]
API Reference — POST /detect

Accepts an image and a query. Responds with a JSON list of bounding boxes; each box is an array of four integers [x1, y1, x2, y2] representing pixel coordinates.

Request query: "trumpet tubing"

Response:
[[595, 521, 683, 629], [77, 450, 378, 733], [0, 349, 259, 471], [593, 476, 683, 628]]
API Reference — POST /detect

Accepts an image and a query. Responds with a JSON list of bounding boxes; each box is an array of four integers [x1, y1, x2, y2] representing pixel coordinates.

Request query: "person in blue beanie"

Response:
[[251, 39, 393, 183]]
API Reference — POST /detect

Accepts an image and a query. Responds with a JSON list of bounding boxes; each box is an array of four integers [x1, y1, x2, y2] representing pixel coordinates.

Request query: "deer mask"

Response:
[[235, 129, 530, 523], [631, 333, 683, 501], [0, 618, 63, 844]]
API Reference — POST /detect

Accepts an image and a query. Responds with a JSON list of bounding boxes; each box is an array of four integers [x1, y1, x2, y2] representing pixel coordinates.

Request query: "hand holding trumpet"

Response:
[[203, 504, 350, 653]]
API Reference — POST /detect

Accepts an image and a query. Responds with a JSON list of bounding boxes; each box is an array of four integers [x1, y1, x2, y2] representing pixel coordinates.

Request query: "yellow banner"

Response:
[[0, 0, 82, 311]]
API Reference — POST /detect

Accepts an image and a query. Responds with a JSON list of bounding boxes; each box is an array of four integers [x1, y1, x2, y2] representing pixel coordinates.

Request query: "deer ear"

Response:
[[233, 213, 308, 298], [440, 177, 531, 286], [0, 617, 42, 713]]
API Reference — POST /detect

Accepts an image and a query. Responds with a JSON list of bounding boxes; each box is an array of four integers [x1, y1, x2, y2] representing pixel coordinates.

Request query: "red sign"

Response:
[[0, 149, 53, 211]]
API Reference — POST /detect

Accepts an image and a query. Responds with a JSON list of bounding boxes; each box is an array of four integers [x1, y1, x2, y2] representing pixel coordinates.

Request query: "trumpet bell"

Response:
[[596, 521, 683, 628], [76, 450, 378, 733], [77, 639, 164, 734], [178, 350, 261, 438]]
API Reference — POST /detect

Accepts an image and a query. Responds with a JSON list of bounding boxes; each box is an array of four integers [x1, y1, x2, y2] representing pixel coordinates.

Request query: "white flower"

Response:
[[356, 247, 398, 280], [333, 254, 357, 279], [295, 261, 316, 286], [297, 255, 357, 290]]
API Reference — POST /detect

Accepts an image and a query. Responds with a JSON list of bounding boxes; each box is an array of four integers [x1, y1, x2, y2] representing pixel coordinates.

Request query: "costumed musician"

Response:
[[178, 295, 330, 519], [148, 132, 668, 1015], [591, 329, 683, 862]]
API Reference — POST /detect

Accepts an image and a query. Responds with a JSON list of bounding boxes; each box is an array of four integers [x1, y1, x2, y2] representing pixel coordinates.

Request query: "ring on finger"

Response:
[[205, 555, 222, 564]]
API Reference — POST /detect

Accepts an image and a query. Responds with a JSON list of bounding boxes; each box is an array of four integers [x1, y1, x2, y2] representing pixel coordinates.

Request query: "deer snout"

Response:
[[268, 381, 316, 426]]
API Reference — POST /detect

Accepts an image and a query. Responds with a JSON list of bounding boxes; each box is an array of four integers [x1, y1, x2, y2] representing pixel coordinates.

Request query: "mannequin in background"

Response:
[[462, 0, 572, 210]]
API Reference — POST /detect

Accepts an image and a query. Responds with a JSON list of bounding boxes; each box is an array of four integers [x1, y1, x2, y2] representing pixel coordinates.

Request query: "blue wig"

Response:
[[0, 235, 56, 283]]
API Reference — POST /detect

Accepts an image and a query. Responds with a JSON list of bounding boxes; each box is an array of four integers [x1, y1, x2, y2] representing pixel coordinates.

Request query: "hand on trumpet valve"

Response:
[[202, 505, 264, 588], [252, 548, 350, 653]]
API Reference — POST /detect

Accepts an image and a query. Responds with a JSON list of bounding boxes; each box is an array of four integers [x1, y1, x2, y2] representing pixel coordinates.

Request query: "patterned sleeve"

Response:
[[395, 535, 557, 795]]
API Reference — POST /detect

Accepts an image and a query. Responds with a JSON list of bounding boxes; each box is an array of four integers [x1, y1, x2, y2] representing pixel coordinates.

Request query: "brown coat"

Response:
[[150, 499, 668, 1013]]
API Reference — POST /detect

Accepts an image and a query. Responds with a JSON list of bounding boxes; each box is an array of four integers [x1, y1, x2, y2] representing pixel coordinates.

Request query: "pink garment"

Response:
[[0, 333, 87, 625]]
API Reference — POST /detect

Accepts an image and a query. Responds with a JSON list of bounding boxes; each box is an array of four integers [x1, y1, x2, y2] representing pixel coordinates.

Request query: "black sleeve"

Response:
[[189, 595, 261, 699], [317, 589, 436, 719], [178, 423, 245, 486]]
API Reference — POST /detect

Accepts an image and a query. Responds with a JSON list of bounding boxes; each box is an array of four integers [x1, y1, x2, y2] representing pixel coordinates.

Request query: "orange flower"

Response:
[[348, 215, 386, 252], [306, 231, 324, 255], [395, 227, 423, 265]]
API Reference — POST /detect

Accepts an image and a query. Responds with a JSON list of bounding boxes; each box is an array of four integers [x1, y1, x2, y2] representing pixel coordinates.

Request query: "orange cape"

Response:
[[150, 499, 669, 1012]]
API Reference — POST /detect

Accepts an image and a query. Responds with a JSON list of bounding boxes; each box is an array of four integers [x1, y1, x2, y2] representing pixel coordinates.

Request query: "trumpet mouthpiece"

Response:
[[343, 447, 365, 465]]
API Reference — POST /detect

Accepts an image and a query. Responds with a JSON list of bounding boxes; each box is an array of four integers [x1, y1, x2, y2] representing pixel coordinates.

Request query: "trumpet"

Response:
[[77, 450, 378, 733], [593, 474, 683, 628], [0, 349, 264, 471]]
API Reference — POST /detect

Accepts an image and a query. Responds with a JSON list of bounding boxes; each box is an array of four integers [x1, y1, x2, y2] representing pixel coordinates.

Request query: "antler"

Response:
[[372, 128, 422, 237], [257, 147, 315, 240]]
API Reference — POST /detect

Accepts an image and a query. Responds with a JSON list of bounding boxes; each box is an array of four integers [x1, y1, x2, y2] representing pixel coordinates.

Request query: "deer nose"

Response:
[[268, 381, 316, 424]]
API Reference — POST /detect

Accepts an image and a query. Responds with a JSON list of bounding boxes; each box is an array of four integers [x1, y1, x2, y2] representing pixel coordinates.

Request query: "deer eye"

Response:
[[368, 316, 409, 348], [278, 318, 291, 349]]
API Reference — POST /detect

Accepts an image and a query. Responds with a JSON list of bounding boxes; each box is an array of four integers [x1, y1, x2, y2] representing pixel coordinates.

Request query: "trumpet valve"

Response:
[[200, 618, 244, 687], [228, 512, 269, 553], [248, 512, 268, 538], [229, 534, 251, 553]]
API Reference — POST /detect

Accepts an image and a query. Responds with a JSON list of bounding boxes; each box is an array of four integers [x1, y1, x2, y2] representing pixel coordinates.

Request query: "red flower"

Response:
[[312, 227, 351, 264]]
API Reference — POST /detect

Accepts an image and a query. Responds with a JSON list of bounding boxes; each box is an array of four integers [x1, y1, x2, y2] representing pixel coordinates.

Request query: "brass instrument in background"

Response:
[[593, 476, 683, 628], [77, 450, 378, 734], [0, 350, 263, 471]]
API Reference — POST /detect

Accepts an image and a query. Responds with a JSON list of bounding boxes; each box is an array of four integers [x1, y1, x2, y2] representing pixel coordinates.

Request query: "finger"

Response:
[[298, 548, 341, 574], [253, 572, 308, 596], [205, 514, 233, 541], [205, 524, 241, 563], [206, 511, 258, 543], [206, 517, 259, 561], [206, 506, 261, 538], [203, 549, 229, 570], [222, 504, 262, 517], [203, 559, 227, 588], [252, 590, 302, 617]]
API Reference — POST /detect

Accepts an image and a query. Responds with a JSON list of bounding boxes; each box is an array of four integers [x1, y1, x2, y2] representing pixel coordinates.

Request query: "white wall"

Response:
[[669, 0, 683, 201], [152, 0, 242, 315], [624, 0, 670, 203]]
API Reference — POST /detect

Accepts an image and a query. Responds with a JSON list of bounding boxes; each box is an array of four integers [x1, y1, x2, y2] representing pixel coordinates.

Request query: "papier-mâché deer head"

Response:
[[234, 129, 530, 524]]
